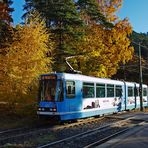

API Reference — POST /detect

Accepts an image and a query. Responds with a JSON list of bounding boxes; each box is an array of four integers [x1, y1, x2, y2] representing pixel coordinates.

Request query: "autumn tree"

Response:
[[70, 0, 134, 77], [0, 12, 54, 103], [23, 0, 134, 78], [97, 0, 122, 22]]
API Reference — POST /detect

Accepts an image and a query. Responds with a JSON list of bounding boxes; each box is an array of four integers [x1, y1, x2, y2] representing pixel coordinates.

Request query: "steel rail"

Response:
[[37, 118, 132, 148]]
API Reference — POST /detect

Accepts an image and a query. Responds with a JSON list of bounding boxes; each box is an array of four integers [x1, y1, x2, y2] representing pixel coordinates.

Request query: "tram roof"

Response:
[[41, 72, 147, 87], [61, 73, 124, 85]]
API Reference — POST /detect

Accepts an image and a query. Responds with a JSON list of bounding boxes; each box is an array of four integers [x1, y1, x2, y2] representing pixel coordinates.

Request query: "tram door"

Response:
[[134, 84, 138, 109], [65, 80, 82, 112]]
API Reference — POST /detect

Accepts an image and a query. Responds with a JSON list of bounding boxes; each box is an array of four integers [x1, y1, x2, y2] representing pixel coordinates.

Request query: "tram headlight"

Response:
[[53, 108, 56, 112], [38, 108, 46, 111]]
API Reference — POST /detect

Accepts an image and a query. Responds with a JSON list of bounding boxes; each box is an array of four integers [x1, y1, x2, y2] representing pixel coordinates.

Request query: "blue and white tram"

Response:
[[37, 73, 148, 121], [124, 82, 148, 110]]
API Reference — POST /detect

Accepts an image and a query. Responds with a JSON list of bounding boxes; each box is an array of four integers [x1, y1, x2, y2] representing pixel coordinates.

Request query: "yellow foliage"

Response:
[[98, 0, 122, 22], [70, 0, 134, 78], [0, 12, 54, 102], [75, 19, 134, 77]]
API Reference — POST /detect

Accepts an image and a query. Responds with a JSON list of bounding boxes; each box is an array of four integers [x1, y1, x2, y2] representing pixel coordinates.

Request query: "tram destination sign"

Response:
[[41, 75, 57, 80]]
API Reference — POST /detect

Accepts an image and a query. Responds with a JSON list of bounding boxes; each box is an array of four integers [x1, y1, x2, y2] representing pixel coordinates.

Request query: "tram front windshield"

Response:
[[39, 76, 57, 102]]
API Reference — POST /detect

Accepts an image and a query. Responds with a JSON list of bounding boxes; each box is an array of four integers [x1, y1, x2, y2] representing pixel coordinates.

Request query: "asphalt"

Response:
[[96, 112, 148, 148]]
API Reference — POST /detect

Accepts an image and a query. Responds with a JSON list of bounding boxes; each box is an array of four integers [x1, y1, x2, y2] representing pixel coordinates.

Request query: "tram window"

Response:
[[83, 82, 94, 98], [128, 87, 134, 97], [107, 84, 114, 97], [96, 84, 105, 98], [42, 79, 56, 102], [57, 80, 64, 101], [115, 85, 122, 97], [143, 88, 147, 96], [66, 81, 75, 98]]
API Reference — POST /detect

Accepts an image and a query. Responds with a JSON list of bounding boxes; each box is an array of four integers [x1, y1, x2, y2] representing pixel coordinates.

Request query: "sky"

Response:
[[118, 0, 148, 33], [12, 0, 25, 25], [12, 0, 148, 33]]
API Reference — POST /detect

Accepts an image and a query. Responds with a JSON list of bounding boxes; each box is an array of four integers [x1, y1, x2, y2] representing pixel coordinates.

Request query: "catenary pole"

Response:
[[139, 42, 143, 111]]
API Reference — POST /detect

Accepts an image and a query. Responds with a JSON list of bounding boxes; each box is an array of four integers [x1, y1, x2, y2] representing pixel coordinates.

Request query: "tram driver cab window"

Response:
[[66, 81, 75, 98]]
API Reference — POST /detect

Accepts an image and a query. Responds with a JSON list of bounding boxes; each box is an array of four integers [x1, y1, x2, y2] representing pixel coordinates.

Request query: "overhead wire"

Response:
[[132, 41, 148, 51]]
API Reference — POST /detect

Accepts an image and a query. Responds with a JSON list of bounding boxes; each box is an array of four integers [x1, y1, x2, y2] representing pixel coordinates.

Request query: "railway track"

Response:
[[0, 115, 120, 147], [0, 126, 51, 146], [0, 121, 56, 146], [85, 120, 148, 148], [1, 111, 141, 147], [37, 117, 144, 148]]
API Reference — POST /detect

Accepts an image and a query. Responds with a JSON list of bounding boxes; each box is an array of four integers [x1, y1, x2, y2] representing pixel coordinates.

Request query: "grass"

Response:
[[2, 134, 56, 148], [2, 143, 29, 148], [23, 134, 56, 147], [0, 103, 38, 129]]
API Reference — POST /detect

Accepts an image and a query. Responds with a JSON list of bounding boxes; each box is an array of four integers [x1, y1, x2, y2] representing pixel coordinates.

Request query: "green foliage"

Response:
[[24, 0, 84, 72], [114, 31, 148, 84], [0, 0, 14, 51], [0, 0, 13, 25], [23, 0, 134, 77], [131, 31, 148, 59], [77, 0, 112, 27]]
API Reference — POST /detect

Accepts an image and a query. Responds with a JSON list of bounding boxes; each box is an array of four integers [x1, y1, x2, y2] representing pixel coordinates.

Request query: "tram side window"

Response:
[[96, 84, 105, 98], [107, 84, 114, 97], [83, 82, 94, 98], [143, 88, 147, 96], [128, 87, 134, 97], [66, 81, 75, 98], [57, 80, 64, 101], [115, 85, 122, 97]]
